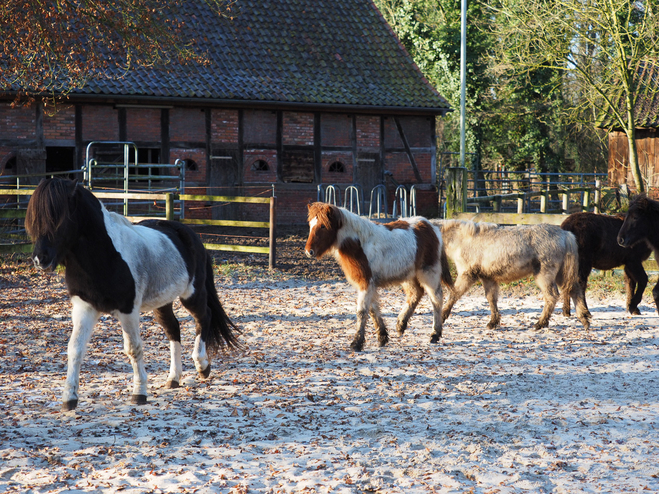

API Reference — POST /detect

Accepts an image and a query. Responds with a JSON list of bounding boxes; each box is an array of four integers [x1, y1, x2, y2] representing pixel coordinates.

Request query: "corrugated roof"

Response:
[[62, 0, 449, 112], [596, 60, 659, 130]]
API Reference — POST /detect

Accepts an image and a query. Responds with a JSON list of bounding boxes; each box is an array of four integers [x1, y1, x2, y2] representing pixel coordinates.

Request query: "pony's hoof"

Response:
[[534, 322, 548, 331], [563, 310, 571, 317], [630, 308, 641, 316], [165, 380, 180, 389], [378, 334, 389, 347], [396, 322, 407, 336], [430, 335, 441, 344], [350, 339, 364, 352], [199, 363, 211, 379], [131, 394, 147, 405], [486, 322, 499, 330], [62, 399, 78, 411]]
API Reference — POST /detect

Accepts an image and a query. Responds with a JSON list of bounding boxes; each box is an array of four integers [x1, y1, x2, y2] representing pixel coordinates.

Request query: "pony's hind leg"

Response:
[[153, 304, 183, 388], [180, 294, 212, 378], [116, 310, 148, 404], [569, 282, 591, 330], [397, 280, 424, 336], [534, 273, 560, 330], [62, 296, 100, 411], [417, 270, 443, 343], [481, 278, 501, 329]]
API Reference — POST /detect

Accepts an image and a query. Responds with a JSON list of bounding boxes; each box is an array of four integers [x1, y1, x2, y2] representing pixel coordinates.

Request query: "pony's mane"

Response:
[[25, 179, 77, 239], [441, 219, 497, 236], [629, 194, 659, 214], [307, 202, 344, 230]]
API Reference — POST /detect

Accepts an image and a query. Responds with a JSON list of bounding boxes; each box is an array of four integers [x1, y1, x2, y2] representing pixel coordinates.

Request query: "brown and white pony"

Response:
[[305, 202, 450, 351], [432, 219, 591, 331]]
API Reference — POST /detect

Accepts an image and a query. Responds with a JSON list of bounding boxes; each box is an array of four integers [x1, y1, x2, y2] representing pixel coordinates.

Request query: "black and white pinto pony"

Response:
[[431, 219, 591, 331], [25, 178, 239, 411], [305, 202, 451, 351], [617, 195, 659, 312]]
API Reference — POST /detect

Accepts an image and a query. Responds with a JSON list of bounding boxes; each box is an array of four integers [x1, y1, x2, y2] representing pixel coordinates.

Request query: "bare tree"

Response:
[[0, 0, 234, 97], [491, 0, 659, 192]]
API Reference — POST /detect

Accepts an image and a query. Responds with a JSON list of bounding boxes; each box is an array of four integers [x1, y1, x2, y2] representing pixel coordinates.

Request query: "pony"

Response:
[[25, 178, 239, 411], [561, 212, 653, 315], [431, 219, 591, 330], [305, 202, 451, 351], [617, 195, 659, 313]]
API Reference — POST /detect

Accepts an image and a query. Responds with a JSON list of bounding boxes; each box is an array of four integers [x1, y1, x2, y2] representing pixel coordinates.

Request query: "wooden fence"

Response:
[[0, 189, 277, 269]]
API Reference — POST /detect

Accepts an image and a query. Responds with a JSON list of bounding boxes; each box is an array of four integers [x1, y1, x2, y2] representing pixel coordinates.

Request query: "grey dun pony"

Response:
[[431, 219, 591, 331]]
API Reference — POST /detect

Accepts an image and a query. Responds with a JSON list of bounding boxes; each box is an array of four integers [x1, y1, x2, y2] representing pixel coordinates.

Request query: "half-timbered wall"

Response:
[[0, 101, 438, 223], [608, 129, 659, 193]]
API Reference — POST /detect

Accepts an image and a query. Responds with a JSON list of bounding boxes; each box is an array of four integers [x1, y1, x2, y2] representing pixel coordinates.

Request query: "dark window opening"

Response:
[[282, 150, 314, 183], [251, 159, 269, 171], [328, 161, 346, 173], [46, 147, 76, 178], [185, 159, 198, 171], [3, 156, 16, 171]]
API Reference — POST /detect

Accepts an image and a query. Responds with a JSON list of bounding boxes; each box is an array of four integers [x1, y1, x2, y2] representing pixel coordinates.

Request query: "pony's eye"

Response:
[[320, 224, 326, 229]]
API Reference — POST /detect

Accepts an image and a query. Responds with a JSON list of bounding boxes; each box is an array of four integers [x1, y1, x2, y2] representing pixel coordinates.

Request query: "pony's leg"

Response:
[[442, 273, 476, 321], [569, 282, 591, 330], [481, 278, 501, 329], [534, 273, 560, 330], [180, 295, 212, 378], [397, 280, 424, 336], [624, 264, 647, 315], [116, 310, 148, 404], [418, 273, 444, 343], [368, 290, 389, 348], [351, 284, 376, 352], [62, 296, 100, 411], [153, 304, 183, 388]]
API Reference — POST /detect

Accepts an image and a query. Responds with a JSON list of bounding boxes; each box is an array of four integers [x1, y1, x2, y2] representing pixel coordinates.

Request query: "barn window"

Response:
[[328, 161, 346, 173], [282, 150, 314, 183], [251, 159, 269, 171], [184, 159, 198, 171]]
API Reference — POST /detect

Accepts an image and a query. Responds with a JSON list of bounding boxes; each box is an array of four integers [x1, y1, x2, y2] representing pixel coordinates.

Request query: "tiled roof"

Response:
[[596, 60, 659, 130], [70, 0, 450, 113]]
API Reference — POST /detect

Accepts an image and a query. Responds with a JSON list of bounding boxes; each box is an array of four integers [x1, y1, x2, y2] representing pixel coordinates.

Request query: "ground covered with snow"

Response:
[[1, 260, 659, 493]]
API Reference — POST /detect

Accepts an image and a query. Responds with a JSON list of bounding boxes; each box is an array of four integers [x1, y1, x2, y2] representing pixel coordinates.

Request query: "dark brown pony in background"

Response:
[[561, 212, 653, 315], [617, 196, 659, 313]]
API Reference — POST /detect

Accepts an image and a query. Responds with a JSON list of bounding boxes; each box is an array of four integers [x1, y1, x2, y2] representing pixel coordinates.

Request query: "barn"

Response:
[[599, 60, 659, 194], [0, 0, 450, 224]]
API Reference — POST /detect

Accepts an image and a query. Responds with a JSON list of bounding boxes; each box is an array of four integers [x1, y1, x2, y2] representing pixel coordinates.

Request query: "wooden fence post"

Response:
[[269, 196, 277, 270], [517, 193, 525, 214], [561, 193, 569, 214], [446, 167, 467, 217], [166, 193, 173, 220], [594, 180, 601, 214], [582, 189, 591, 212], [540, 190, 548, 213]]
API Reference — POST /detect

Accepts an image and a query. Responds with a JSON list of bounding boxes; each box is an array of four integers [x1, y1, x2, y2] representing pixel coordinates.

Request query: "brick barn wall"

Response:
[[43, 105, 75, 141], [0, 103, 36, 140], [211, 109, 239, 144], [244, 150, 277, 183], [283, 112, 314, 146], [321, 151, 353, 184], [126, 109, 161, 142], [170, 108, 205, 142], [82, 106, 119, 141]]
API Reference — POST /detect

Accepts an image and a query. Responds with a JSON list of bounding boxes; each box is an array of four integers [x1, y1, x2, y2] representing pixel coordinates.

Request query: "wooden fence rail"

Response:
[[0, 189, 277, 268]]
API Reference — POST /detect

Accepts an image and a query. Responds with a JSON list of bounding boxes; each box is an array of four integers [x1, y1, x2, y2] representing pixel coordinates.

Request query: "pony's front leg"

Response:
[[534, 275, 560, 330], [62, 297, 100, 411], [351, 285, 375, 352], [368, 290, 389, 348], [116, 311, 148, 404], [442, 273, 475, 321], [481, 278, 501, 329]]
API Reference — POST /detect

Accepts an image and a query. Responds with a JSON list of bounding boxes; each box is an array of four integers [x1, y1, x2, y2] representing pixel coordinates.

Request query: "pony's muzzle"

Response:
[[617, 235, 628, 248], [305, 249, 314, 258]]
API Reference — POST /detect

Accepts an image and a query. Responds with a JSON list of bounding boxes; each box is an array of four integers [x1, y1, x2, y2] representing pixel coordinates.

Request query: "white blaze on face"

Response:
[[309, 217, 318, 231]]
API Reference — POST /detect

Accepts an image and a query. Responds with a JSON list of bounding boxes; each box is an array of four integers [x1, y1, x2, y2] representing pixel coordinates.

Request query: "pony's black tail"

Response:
[[203, 253, 241, 351]]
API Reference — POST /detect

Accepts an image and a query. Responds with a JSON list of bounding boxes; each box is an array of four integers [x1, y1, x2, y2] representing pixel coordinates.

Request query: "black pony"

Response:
[[561, 212, 652, 315], [617, 196, 659, 313], [25, 178, 240, 410]]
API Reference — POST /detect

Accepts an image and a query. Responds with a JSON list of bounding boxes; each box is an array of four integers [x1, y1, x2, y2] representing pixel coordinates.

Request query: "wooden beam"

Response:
[[393, 117, 423, 183]]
